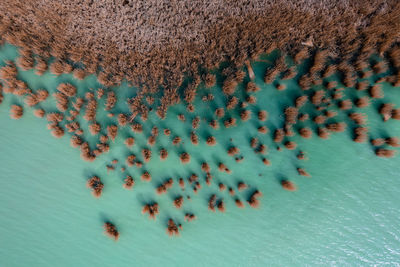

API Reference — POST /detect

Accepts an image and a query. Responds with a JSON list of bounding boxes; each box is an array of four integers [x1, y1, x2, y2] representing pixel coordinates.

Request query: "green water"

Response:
[[0, 43, 400, 266]]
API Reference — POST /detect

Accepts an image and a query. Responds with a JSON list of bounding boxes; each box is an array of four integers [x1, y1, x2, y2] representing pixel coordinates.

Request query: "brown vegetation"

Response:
[[104, 222, 119, 241], [86, 176, 104, 198], [159, 148, 168, 160], [123, 175, 135, 190], [355, 96, 370, 108], [284, 107, 298, 124], [142, 148, 151, 162], [208, 194, 217, 211], [10, 104, 23, 119], [142, 203, 159, 220], [105, 91, 117, 110], [297, 168, 310, 177], [173, 196, 184, 209], [299, 127, 312, 138], [380, 103, 393, 121], [166, 219, 181, 236], [33, 108, 45, 118], [274, 129, 284, 143], [375, 148, 395, 158], [284, 141, 297, 150], [248, 190, 262, 208], [370, 84, 384, 99], [386, 137, 400, 147], [353, 127, 368, 143], [179, 152, 190, 164], [281, 180, 297, 191], [338, 99, 352, 110], [107, 125, 118, 141], [326, 122, 346, 132], [349, 113, 367, 125], [141, 171, 151, 182], [125, 137, 135, 147], [184, 213, 196, 222]]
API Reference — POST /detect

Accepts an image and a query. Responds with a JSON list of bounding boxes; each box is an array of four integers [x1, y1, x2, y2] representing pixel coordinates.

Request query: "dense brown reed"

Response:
[[248, 190, 262, 208], [107, 125, 118, 141], [224, 117, 236, 128], [49, 60, 64, 75], [124, 137, 135, 147], [142, 148, 151, 162], [33, 108, 45, 118], [371, 138, 385, 146], [172, 136, 181, 145], [50, 125, 65, 138], [284, 141, 297, 150], [355, 96, 370, 108], [57, 83, 77, 97], [191, 116, 200, 129], [299, 127, 312, 138], [281, 180, 297, 191], [204, 73, 216, 88], [141, 171, 151, 182], [173, 196, 184, 209], [353, 127, 368, 143], [70, 135, 83, 148], [166, 219, 180, 236], [35, 58, 48, 75], [326, 122, 346, 132], [125, 154, 136, 166], [375, 148, 395, 158], [10, 105, 23, 119], [392, 109, 400, 120], [123, 175, 135, 190], [209, 119, 219, 129], [201, 162, 210, 172], [284, 107, 298, 124], [317, 127, 329, 139], [297, 168, 310, 177], [180, 152, 190, 164], [215, 108, 225, 118], [386, 137, 400, 147], [104, 222, 119, 241], [380, 103, 393, 121], [117, 114, 128, 126], [235, 198, 244, 208], [131, 123, 143, 133], [222, 76, 238, 95], [227, 97, 238, 110], [349, 113, 367, 125], [245, 81, 259, 93], [217, 200, 225, 212], [142, 203, 159, 220], [273, 129, 284, 143], [338, 99, 352, 110], [246, 95, 257, 105], [159, 148, 168, 160], [208, 194, 217, 211], [237, 182, 247, 191], [86, 176, 104, 198], [65, 122, 80, 133], [276, 84, 286, 91], [370, 84, 384, 99], [87, 123, 100, 135], [184, 213, 196, 222], [105, 91, 117, 111], [178, 178, 185, 189], [83, 99, 97, 121], [163, 128, 171, 136]]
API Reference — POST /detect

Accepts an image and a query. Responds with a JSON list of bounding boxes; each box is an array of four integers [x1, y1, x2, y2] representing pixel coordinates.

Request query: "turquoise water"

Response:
[[0, 43, 400, 266]]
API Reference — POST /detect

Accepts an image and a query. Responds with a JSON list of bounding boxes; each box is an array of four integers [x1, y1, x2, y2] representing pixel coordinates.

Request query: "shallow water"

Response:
[[0, 43, 400, 266]]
